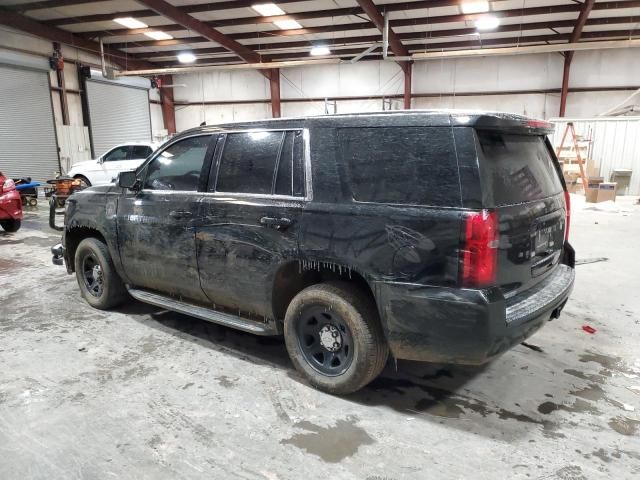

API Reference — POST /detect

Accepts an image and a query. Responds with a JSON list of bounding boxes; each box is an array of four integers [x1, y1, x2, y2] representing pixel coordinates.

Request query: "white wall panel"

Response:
[[570, 49, 640, 89], [564, 91, 638, 118]]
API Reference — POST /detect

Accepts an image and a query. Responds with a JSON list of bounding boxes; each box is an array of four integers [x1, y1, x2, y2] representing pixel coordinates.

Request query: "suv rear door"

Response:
[[116, 134, 216, 302], [473, 129, 567, 296], [196, 129, 307, 319]]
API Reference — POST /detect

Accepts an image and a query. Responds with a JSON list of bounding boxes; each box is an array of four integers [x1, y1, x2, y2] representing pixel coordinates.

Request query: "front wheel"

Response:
[[0, 219, 21, 232], [74, 237, 127, 310], [284, 281, 389, 395]]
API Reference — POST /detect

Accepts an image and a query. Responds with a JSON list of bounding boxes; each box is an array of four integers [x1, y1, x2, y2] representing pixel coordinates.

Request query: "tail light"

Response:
[[461, 210, 499, 288], [564, 190, 571, 241], [1, 178, 16, 194]]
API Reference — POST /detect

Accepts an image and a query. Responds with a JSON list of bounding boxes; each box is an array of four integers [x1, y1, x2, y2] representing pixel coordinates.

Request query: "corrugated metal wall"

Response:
[[550, 117, 640, 195], [0, 64, 59, 182]]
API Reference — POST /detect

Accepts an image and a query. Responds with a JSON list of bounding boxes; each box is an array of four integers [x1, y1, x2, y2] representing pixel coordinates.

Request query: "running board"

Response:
[[128, 288, 279, 336]]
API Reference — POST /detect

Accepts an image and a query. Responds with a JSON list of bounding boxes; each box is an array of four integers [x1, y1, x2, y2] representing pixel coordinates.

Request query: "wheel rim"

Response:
[[82, 253, 104, 298], [295, 305, 354, 376]]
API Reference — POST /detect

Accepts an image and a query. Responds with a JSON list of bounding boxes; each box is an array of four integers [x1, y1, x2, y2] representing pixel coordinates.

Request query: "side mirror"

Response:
[[98, 156, 104, 164], [118, 171, 139, 190]]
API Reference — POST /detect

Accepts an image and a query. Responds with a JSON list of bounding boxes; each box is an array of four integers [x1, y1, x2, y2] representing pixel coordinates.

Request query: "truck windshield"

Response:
[[476, 131, 563, 206]]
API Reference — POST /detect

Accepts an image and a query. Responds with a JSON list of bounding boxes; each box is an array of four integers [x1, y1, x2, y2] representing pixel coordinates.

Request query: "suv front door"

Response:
[[116, 134, 216, 303], [196, 129, 308, 319]]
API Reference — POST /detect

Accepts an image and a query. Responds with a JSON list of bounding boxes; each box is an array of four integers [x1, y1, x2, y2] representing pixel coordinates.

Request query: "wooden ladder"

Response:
[[556, 122, 589, 192]]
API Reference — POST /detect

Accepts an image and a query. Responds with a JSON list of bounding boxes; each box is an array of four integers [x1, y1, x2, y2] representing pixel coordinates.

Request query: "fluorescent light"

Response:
[[460, 1, 489, 14], [177, 52, 196, 63], [144, 31, 174, 40], [252, 3, 285, 16], [475, 15, 500, 31], [114, 17, 148, 29], [274, 19, 302, 30], [310, 46, 331, 56]]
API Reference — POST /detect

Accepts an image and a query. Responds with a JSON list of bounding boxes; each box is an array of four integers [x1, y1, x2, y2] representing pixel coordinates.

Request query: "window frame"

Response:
[[136, 133, 218, 194], [102, 145, 131, 162], [207, 128, 312, 201]]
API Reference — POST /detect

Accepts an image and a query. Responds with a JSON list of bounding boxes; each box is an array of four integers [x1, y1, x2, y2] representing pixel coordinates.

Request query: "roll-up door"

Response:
[[0, 65, 59, 182], [85, 80, 151, 158]]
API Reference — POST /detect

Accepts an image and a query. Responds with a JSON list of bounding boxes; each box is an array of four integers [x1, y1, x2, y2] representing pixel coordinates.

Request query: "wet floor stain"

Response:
[[563, 368, 607, 384], [537, 399, 600, 416], [281, 418, 374, 463], [608, 416, 640, 436], [215, 375, 237, 388], [0, 258, 24, 273]]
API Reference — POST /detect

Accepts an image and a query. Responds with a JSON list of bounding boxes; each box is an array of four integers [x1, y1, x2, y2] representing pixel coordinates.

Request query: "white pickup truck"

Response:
[[67, 142, 159, 186]]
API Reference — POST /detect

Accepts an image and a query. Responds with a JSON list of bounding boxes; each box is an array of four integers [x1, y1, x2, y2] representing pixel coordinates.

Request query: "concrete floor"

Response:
[[1, 195, 639, 480]]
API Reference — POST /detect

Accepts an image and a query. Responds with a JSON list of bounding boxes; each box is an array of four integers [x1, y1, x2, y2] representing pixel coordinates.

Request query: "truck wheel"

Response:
[[0, 220, 21, 232], [284, 281, 388, 395], [74, 237, 127, 310]]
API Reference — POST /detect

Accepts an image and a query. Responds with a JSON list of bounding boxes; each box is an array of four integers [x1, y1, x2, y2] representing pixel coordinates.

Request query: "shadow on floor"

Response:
[[118, 299, 562, 440]]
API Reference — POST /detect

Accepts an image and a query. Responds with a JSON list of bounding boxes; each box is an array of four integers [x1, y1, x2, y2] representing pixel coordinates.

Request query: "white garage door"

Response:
[[0, 65, 59, 182], [86, 80, 151, 157]]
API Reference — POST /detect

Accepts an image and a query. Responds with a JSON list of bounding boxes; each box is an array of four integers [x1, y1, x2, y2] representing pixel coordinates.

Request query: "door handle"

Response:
[[169, 209, 193, 219], [260, 216, 293, 230]]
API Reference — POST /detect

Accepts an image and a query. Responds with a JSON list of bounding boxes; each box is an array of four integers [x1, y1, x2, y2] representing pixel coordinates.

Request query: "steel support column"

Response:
[[270, 68, 281, 118], [403, 62, 412, 109], [158, 74, 176, 134]]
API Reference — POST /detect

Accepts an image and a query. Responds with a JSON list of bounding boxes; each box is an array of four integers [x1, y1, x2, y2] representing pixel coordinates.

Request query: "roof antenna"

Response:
[[200, 121, 206, 126]]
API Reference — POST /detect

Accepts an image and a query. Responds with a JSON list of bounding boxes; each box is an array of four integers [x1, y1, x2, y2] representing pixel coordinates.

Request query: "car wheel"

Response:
[[0, 220, 21, 232], [74, 175, 91, 188], [74, 237, 127, 310], [284, 281, 389, 395]]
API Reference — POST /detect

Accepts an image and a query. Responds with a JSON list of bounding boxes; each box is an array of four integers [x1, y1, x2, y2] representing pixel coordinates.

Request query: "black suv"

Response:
[[52, 111, 575, 394]]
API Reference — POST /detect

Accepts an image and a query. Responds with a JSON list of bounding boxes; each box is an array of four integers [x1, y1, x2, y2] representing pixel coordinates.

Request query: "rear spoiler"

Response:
[[451, 114, 555, 135]]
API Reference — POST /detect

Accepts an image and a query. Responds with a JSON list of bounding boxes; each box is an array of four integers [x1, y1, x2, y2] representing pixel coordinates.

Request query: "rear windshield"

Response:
[[476, 131, 562, 206]]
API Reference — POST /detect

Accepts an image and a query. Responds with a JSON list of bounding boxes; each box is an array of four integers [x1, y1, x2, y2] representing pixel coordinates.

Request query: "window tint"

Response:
[[476, 132, 563, 206], [103, 146, 129, 162], [131, 145, 153, 159], [144, 135, 211, 191], [215, 130, 305, 196], [338, 127, 460, 206], [275, 131, 305, 196]]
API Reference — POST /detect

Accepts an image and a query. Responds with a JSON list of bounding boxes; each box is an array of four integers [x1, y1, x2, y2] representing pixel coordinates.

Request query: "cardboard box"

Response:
[[586, 182, 617, 203], [597, 182, 617, 203]]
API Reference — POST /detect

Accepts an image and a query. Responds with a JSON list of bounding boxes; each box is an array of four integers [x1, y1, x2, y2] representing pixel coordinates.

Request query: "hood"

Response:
[[68, 160, 99, 171]]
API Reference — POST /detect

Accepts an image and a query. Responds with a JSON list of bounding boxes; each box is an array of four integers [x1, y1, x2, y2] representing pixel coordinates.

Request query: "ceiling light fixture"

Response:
[[460, 1, 490, 14], [310, 46, 331, 56], [475, 15, 500, 31], [113, 17, 148, 29], [251, 3, 285, 16], [177, 52, 196, 63], [274, 19, 302, 30], [144, 31, 174, 40]]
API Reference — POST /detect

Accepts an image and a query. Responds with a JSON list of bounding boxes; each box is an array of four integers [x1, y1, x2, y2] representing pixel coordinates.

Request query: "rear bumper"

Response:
[[375, 263, 575, 364], [0, 190, 23, 220]]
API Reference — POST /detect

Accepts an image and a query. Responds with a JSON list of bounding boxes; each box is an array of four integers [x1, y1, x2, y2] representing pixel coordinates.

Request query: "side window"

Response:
[[143, 136, 211, 191], [215, 130, 305, 196], [275, 131, 305, 197], [338, 127, 460, 206], [130, 145, 153, 159], [103, 146, 129, 162]]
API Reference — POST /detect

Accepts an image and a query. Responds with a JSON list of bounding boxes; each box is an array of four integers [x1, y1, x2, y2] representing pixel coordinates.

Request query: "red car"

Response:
[[0, 171, 23, 232]]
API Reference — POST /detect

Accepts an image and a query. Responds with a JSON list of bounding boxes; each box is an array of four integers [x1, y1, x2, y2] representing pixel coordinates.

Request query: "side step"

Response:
[[128, 288, 279, 336]]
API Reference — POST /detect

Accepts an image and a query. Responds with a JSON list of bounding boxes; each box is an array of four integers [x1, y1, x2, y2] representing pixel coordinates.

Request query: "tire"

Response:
[[74, 175, 91, 188], [74, 237, 127, 310], [284, 281, 389, 395], [0, 220, 21, 232]]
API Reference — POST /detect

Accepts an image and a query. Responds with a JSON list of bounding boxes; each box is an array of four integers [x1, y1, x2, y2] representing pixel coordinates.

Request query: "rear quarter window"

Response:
[[337, 126, 461, 207], [476, 132, 563, 206]]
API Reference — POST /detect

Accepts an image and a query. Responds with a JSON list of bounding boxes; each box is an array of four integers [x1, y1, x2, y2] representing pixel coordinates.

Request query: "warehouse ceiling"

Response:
[[2, 0, 639, 69]]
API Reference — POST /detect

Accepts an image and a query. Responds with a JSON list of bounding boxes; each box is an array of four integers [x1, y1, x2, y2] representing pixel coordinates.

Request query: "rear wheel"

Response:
[[0, 220, 21, 232], [284, 281, 388, 395], [74, 237, 127, 309], [74, 175, 91, 188]]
